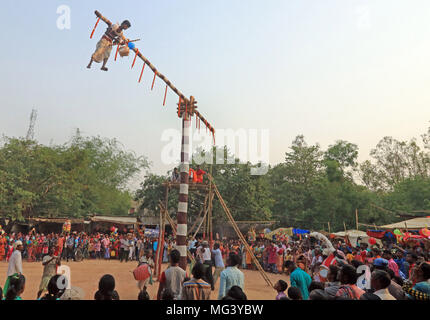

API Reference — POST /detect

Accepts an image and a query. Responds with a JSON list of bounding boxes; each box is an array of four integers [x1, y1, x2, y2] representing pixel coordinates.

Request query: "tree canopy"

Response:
[[0, 132, 148, 221]]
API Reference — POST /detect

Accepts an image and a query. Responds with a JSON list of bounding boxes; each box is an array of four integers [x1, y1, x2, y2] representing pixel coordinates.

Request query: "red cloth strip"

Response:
[[138, 63, 146, 83], [90, 18, 100, 39], [151, 71, 157, 90], [178, 97, 182, 117], [131, 49, 139, 69], [163, 85, 168, 106], [114, 44, 120, 61]]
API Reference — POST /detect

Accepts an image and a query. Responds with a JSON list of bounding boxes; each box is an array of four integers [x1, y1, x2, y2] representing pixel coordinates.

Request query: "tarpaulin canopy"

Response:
[[293, 228, 310, 235], [333, 230, 369, 246], [264, 227, 293, 240], [380, 217, 430, 229]]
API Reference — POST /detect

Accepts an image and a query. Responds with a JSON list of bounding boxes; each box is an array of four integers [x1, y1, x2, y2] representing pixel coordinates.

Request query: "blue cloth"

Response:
[[413, 281, 430, 295], [394, 258, 409, 277], [373, 258, 388, 267], [218, 266, 244, 299], [290, 267, 312, 300], [212, 249, 225, 268]]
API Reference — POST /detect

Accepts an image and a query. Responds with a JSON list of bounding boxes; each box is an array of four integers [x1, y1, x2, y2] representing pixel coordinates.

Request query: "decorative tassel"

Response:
[[151, 71, 157, 90], [90, 18, 100, 39], [138, 63, 146, 83], [131, 49, 139, 69], [178, 97, 182, 117], [114, 44, 120, 61], [163, 85, 168, 106]]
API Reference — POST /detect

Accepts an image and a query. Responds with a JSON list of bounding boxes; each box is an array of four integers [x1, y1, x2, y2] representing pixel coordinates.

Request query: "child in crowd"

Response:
[[274, 280, 288, 300]]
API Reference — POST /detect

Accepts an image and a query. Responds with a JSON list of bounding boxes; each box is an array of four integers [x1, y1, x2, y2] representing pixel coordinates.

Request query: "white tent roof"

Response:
[[332, 230, 368, 237], [380, 217, 430, 229], [90, 216, 137, 224]]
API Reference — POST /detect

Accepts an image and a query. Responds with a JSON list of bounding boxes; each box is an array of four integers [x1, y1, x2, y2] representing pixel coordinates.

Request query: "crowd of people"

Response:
[[0, 230, 170, 264], [0, 227, 429, 300]]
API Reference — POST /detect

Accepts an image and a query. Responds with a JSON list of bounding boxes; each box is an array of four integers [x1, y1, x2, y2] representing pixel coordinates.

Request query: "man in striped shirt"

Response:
[[87, 20, 131, 71], [182, 262, 211, 300]]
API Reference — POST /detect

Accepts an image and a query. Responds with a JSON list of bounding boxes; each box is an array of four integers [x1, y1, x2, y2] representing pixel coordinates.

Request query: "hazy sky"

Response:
[[1, 0, 429, 183]]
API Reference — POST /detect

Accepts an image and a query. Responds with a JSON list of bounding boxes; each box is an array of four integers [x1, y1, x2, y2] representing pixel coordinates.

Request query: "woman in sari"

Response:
[[0, 235, 6, 261], [276, 245, 284, 274]]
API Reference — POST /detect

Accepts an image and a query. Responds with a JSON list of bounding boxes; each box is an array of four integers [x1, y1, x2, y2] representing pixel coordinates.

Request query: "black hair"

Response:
[[41, 275, 66, 300], [340, 265, 358, 285], [121, 20, 131, 28], [309, 289, 329, 300], [228, 253, 241, 267], [95, 274, 118, 300], [328, 265, 340, 281], [214, 242, 220, 250], [308, 281, 325, 293], [276, 280, 288, 292], [221, 295, 236, 300], [351, 259, 363, 269], [170, 249, 180, 264], [420, 262, 430, 280], [407, 252, 418, 261], [372, 270, 391, 289], [287, 287, 302, 300], [386, 268, 395, 280], [192, 262, 205, 280], [161, 288, 174, 300], [284, 260, 295, 269], [360, 292, 381, 300], [6, 274, 25, 300], [226, 286, 247, 300], [279, 296, 291, 300], [138, 290, 150, 300], [383, 250, 392, 256]]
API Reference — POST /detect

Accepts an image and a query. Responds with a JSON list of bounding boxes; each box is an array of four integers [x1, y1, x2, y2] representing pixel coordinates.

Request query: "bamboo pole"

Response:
[[207, 174, 273, 287], [187, 194, 208, 236], [355, 209, 359, 230], [158, 201, 195, 264], [94, 10, 216, 134], [328, 222, 331, 233], [192, 194, 213, 240], [208, 165, 214, 249]]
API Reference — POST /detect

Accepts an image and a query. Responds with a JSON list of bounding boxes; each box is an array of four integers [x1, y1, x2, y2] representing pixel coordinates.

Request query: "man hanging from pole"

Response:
[[87, 20, 131, 71]]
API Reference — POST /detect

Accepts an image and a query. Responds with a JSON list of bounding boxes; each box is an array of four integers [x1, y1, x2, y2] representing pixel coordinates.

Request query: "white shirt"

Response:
[[374, 288, 396, 300], [7, 250, 23, 276]]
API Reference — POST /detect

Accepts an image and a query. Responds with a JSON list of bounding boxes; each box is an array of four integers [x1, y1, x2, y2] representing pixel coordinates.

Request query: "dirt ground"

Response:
[[0, 259, 289, 300]]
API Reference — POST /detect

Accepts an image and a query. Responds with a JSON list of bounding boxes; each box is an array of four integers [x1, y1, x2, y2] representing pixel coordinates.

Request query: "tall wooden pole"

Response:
[[328, 222, 331, 233], [355, 208, 359, 230]]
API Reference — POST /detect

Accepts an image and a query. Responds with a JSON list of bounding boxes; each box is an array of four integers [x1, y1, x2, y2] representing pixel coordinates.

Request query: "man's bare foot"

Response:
[[101, 67, 108, 71]]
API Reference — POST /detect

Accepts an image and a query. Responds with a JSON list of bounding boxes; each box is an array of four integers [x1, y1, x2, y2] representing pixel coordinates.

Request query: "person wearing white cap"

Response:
[[3, 240, 24, 294]]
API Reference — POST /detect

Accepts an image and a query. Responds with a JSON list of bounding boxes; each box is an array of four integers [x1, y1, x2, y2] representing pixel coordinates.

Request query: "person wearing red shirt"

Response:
[[189, 168, 198, 183], [196, 165, 206, 183]]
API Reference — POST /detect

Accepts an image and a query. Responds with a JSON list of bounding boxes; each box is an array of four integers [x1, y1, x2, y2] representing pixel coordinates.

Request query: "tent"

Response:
[[332, 229, 372, 246], [264, 227, 293, 240], [380, 217, 430, 230]]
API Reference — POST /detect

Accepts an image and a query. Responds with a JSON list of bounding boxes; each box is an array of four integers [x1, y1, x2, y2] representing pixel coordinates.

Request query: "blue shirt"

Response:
[[290, 267, 312, 300], [212, 249, 224, 268], [218, 266, 244, 299]]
